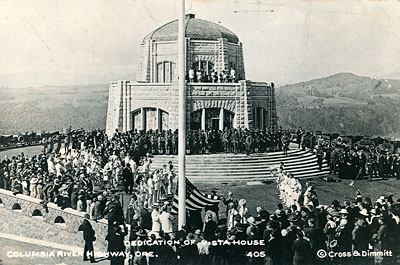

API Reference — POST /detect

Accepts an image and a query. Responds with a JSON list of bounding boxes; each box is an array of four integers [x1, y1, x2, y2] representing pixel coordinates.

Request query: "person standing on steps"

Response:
[[78, 214, 96, 263]]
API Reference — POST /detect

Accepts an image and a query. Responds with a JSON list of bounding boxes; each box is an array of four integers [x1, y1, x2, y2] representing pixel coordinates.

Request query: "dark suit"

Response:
[[292, 238, 312, 265], [78, 219, 95, 263]]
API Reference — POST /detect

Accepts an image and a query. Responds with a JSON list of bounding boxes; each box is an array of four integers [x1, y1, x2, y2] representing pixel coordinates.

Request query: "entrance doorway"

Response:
[[211, 118, 219, 130], [190, 108, 235, 130]]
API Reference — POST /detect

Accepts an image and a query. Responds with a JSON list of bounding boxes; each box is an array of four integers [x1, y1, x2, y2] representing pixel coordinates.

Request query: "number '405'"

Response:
[[246, 251, 266, 258]]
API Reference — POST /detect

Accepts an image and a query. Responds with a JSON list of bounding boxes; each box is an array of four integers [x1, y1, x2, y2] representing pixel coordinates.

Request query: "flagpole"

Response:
[[178, 0, 186, 229]]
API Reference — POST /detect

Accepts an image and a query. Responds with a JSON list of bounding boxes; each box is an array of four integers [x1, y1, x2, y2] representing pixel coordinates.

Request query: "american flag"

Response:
[[170, 178, 221, 214]]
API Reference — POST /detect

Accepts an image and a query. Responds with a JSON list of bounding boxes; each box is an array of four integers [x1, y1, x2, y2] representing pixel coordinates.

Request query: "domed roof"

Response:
[[143, 14, 239, 44]]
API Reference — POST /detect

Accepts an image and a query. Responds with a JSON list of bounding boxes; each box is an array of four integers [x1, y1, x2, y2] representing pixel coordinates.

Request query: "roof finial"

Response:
[[188, 2, 194, 14]]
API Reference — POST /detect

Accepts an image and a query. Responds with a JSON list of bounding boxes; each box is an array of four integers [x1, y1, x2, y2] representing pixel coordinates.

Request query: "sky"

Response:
[[0, 0, 400, 87]]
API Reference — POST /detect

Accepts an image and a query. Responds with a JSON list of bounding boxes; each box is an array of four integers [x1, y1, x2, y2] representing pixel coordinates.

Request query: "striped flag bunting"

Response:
[[170, 178, 221, 214]]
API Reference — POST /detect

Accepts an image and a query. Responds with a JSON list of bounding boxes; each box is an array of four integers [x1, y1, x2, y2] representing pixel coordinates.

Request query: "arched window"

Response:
[[157, 61, 176, 83], [131, 108, 169, 131], [0, 198, 3, 207]]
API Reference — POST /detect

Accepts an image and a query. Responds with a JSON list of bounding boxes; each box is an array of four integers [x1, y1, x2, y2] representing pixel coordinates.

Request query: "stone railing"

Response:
[[0, 188, 108, 251]]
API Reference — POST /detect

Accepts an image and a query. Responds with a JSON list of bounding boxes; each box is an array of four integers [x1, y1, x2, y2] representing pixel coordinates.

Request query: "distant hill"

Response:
[[276, 73, 400, 138], [0, 84, 109, 135], [278, 72, 400, 104]]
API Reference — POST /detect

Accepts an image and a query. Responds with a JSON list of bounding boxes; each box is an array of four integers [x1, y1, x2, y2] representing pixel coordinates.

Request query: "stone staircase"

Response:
[[150, 149, 330, 182]]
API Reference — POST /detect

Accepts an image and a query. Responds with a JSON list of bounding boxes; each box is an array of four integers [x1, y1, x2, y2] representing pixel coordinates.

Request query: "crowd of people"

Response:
[[81, 183, 400, 265], [1, 126, 400, 264], [325, 148, 400, 181], [187, 67, 239, 83], [39, 128, 295, 156]]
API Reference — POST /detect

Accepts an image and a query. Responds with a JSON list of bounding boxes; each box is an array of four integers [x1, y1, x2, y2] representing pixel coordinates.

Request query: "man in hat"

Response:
[[352, 217, 370, 253], [125, 197, 136, 225], [10, 175, 22, 195], [78, 214, 96, 263], [122, 163, 134, 195], [130, 229, 148, 265], [103, 194, 124, 231], [139, 201, 152, 231], [223, 191, 238, 218], [151, 204, 161, 238], [1, 170, 9, 190], [128, 213, 141, 241], [305, 218, 326, 260], [105, 222, 127, 265], [160, 207, 174, 237], [292, 230, 312, 265]]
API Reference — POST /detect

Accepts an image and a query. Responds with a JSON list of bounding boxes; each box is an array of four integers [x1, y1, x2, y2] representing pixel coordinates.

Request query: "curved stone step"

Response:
[[151, 152, 317, 166], [154, 157, 324, 172], [150, 149, 330, 182]]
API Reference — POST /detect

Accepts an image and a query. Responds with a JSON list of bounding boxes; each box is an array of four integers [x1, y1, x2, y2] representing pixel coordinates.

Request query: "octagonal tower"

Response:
[[106, 14, 277, 136]]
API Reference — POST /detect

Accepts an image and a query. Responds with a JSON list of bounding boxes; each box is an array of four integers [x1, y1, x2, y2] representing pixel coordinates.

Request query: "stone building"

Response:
[[106, 14, 277, 136]]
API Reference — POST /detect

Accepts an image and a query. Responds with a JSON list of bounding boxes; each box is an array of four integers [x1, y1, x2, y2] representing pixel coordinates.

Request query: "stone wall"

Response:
[[0, 188, 108, 251], [105, 80, 277, 134]]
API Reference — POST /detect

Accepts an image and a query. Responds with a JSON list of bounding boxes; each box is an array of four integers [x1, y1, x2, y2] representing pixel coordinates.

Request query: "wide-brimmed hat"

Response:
[[30, 177, 38, 184], [239, 199, 247, 206], [186, 233, 195, 240], [339, 209, 349, 215], [136, 229, 147, 237], [360, 209, 369, 217], [247, 216, 256, 225], [287, 215, 299, 223]]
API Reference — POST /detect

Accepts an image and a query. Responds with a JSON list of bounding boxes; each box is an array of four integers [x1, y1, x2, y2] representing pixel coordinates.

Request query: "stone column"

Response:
[[141, 107, 146, 131], [233, 113, 237, 128], [122, 81, 127, 132], [201, 108, 206, 130], [156, 108, 161, 130], [219, 108, 224, 130], [261, 108, 264, 129], [126, 85, 131, 131]]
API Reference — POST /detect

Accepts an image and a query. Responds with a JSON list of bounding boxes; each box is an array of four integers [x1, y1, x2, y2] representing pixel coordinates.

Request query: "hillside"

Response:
[[0, 73, 399, 138], [276, 73, 400, 138], [278, 72, 400, 103], [0, 84, 109, 134]]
